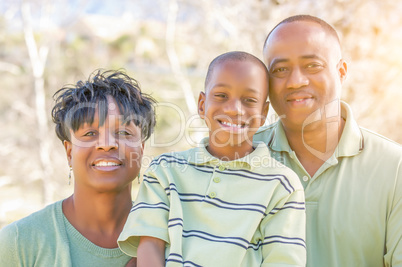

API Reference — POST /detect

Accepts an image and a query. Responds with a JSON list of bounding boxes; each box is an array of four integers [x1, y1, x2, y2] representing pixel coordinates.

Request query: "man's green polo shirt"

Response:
[[254, 101, 402, 267]]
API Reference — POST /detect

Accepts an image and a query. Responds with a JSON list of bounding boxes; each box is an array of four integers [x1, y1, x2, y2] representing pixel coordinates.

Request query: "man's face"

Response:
[[198, 60, 269, 151], [263, 21, 347, 129]]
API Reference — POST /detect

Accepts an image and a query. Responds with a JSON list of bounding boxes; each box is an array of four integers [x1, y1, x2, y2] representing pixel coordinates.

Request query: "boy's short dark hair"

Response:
[[52, 69, 156, 142], [204, 51, 269, 90]]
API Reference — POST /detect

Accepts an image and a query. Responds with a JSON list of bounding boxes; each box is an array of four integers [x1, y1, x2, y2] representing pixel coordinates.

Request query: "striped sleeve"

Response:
[[260, 174, 306, 266], [118, 163, 171, 257]]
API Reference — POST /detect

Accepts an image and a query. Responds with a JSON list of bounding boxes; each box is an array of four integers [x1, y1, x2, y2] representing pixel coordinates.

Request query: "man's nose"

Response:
[[286, 67, 309, 89]]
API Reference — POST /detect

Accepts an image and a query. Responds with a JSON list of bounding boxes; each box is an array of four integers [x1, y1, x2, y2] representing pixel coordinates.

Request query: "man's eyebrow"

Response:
[[300, 55, 322, 60], [269, 55, 323, 69], [269, 58, 289, 68]]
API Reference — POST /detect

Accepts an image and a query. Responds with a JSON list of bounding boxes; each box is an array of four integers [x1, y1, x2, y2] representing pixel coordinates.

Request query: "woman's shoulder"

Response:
[[0, 200, 71, 266], [0, 200, 64, 238]]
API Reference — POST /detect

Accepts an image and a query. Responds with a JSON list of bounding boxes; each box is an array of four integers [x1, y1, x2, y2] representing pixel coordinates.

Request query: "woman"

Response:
[[0, 70, 156, 266]]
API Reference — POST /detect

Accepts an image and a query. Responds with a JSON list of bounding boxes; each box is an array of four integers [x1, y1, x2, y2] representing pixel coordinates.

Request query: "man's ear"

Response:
[[260, 101, 270, 126], [64, 140, 72, 166], [338, 59, 348, 83], [198, 91, 206, 119]]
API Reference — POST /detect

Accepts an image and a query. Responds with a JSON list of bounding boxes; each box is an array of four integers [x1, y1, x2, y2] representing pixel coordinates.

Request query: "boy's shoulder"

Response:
[[147, 147, 198, 172], [150, 147, 195, 163], [251, 142, 303, 190]]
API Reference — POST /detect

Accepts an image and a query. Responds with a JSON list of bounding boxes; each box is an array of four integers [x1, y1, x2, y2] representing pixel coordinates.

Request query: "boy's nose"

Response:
[[223, 99, 244, 115], [286, 67, 309, 89]]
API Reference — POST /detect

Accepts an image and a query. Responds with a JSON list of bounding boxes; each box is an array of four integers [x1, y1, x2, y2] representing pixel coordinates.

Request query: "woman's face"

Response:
[[64, 95, 144, 193]]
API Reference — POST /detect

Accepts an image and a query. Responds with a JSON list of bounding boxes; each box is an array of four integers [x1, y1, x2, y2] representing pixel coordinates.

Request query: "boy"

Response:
[[118, 51, 306, 266]]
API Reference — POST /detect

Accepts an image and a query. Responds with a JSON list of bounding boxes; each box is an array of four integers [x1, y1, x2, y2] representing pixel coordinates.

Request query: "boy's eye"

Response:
[[244, 98, 258, 103], [214, 93, 227, 98]]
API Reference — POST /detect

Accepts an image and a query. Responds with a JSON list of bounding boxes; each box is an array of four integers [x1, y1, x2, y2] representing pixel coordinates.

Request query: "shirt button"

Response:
[[218, 165, 225, 171], [213, 177, 221, 183], [302, 176, 309, 182], [209, 192, 216, 198]]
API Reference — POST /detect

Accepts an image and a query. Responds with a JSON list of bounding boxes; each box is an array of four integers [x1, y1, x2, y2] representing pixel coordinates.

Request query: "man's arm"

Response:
[[384, 162, 402, 266], [137, 236, 165, 267]]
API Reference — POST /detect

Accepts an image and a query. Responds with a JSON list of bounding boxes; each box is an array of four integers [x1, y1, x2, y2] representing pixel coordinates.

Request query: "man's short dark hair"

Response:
[[52, 69, 157, 142], [263, 15, 341, 51]]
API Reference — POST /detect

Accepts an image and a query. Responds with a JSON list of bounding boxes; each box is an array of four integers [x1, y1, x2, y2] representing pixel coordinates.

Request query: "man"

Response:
[[254, 15, 402, 266]]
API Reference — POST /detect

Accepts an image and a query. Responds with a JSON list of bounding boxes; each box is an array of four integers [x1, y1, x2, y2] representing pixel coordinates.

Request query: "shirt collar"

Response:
[[268, 101, 363, 157], [187, 137, 270, 171], [336, 101, 364, 157]]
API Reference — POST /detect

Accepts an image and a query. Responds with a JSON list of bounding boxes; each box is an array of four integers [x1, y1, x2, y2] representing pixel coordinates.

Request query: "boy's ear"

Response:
[[64, 140, 72, 166], [260, 101, 270, 126], [198, 91, 206, 119]]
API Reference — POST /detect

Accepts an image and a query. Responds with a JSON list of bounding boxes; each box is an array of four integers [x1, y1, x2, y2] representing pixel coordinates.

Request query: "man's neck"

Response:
[[282, 117, 345, 177]]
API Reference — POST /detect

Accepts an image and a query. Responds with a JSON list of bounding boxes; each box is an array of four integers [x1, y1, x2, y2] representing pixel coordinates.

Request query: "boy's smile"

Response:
[[198, 59, 269, 160]]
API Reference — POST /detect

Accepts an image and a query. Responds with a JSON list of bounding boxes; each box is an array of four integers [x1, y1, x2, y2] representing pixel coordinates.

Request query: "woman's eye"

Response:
[[117, 130, 131, 136], [83, 131, 96, 136]]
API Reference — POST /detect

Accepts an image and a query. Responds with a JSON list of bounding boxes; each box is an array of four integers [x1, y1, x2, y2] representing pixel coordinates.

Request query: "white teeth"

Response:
[[221, 121, 244, 128], [95, 161, 120, 167], [295, 99, 304, 102]]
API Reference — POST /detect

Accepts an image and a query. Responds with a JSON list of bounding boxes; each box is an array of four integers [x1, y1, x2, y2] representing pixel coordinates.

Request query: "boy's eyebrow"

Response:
[[209, 84, 261, 94], [211, 83, 231, 89]]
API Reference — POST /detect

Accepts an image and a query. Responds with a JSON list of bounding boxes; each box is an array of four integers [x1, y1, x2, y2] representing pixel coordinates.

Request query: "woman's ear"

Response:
[[198, 91, 206, 119], [64, 140, 72, 166]]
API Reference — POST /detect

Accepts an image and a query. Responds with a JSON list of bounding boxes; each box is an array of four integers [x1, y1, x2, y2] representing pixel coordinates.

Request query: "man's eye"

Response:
[[306, 63, 323, 72], [271, 67, 288, 73]]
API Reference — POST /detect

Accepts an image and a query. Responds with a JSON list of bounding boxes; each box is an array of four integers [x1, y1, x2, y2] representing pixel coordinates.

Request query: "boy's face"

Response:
[[198, 60, 269, 151]]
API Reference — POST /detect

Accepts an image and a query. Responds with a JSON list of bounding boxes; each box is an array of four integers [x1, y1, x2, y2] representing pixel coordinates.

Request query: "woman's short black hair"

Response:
[[52, 69, 157, 142]]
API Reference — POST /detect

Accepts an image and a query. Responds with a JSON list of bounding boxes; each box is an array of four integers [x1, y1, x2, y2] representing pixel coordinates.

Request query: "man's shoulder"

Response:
[[360, 127, 402, 155], [256, 122, 278, 134], [254, 122, 278, 143]]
